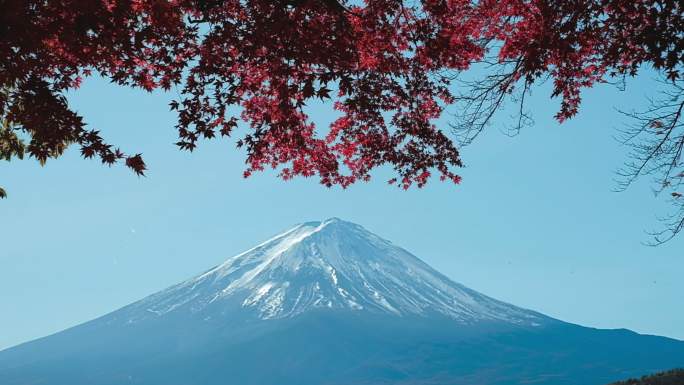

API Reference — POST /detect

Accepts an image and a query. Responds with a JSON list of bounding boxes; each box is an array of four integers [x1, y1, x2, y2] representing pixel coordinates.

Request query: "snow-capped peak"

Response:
[[126, 219, 543, 325]]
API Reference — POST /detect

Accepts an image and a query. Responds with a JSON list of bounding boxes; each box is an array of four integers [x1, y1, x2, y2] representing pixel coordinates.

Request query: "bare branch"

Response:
[[616, 76, 684, 244]]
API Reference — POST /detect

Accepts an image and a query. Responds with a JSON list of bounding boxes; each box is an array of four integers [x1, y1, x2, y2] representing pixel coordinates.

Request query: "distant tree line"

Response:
[[609, 369, 684, 385]]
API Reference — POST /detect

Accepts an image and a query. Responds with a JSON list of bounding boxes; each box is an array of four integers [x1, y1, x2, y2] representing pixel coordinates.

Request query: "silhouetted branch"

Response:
[[449, 57, 533, 146], [616, 76, 684, 244]]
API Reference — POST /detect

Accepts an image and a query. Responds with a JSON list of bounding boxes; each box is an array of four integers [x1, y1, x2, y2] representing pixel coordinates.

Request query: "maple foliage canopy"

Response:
[[1, 0, 683, 236]]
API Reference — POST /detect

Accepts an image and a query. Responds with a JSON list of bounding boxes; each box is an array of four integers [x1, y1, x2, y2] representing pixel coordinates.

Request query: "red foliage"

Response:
[[1, 0, 682, 188]]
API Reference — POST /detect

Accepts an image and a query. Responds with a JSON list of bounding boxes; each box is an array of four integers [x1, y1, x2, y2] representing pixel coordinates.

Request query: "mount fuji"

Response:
[[1, 218, 683, 385]]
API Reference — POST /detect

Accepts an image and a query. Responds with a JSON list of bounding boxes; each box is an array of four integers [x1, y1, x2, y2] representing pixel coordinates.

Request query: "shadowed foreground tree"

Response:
[[0, 0, 682, 240]]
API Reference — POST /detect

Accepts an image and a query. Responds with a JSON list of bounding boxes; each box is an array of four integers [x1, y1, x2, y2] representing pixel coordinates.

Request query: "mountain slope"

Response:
[[118, 218, 544, 325], [1, 218, 683, 385]]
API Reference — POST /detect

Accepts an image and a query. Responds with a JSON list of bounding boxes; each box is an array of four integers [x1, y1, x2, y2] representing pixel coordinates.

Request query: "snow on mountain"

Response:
[[122, 218, 543, 325], [5, 218, 684, 385]]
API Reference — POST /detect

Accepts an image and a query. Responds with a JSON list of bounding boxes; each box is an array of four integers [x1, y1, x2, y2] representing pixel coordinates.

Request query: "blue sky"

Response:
[[1, 71, 682, 351]]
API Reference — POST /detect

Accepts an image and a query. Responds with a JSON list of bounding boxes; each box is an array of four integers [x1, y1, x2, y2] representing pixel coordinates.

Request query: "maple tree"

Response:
[[0, 0, 682, 240]]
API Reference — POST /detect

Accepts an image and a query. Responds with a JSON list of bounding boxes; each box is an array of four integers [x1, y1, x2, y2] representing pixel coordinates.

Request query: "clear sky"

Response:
[[1, 71, 682, 351]]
